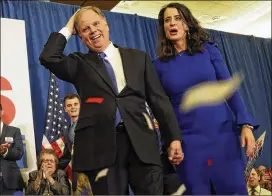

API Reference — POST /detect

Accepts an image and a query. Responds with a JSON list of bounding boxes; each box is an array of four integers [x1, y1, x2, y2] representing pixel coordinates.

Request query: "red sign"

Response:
[[1, 76, 16, 124]]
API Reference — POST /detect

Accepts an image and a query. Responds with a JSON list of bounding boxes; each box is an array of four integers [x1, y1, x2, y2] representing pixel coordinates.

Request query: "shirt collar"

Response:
[[71, 120, 77, 126], [248, 185, 261, 194], [103, 42, 117, 59], [0, 121, 3, 133]]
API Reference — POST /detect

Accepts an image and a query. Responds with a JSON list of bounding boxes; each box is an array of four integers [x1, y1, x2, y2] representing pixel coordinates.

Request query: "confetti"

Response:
[[180, 73, 243, 112], [171, 184, 186, 195], [142, 112, 154, 130], [95, 168, 109, 182]]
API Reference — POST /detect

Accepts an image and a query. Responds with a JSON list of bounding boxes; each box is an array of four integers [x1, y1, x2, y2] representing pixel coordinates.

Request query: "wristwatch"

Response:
[[242, 124, 254, 131]]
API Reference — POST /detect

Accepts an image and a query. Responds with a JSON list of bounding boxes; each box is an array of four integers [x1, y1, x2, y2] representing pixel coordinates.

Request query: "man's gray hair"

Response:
[[74, 6, 107, 33]]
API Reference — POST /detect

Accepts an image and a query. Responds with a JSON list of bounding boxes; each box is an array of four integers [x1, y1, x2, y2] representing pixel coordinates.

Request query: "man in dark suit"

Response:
[[39, 6, 184, 195], [0, 103, 25, 194], [59, 93, 91, 194], [59, 93, 81, 170]]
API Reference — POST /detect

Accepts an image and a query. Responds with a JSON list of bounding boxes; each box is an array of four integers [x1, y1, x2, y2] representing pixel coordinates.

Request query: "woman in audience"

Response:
[[153, 2, 259, 195], [258, 165, 272, 191], [25, 149, 71, 195]]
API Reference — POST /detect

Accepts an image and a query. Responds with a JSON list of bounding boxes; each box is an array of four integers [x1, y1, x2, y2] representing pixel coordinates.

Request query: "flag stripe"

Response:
[[51, 140, 63, 158], [42, 135, 53, 149], [56, 136, 65, 153], [65, 162, 72, 184]]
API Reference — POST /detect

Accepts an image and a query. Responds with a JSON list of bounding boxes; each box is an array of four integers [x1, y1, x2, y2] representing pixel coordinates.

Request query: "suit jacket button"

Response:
[[116, 98, 119, 101], [111, 116, 115, 120]]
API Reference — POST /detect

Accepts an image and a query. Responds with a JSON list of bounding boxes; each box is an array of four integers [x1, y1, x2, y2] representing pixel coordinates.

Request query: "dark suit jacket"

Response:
[[39, 32, 181, 172], [58, 123, 72, 170], [58, 123, 78, 191], [25, 169, 71, 195], [0, 124, 25, 189]]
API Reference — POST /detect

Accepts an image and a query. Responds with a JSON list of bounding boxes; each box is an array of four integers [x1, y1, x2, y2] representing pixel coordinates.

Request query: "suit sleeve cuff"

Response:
[[59, 27, 72, 41]]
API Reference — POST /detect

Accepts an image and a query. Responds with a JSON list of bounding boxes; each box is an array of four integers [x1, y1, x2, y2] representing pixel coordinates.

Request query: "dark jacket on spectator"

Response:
[[25, 169, 71, 195]]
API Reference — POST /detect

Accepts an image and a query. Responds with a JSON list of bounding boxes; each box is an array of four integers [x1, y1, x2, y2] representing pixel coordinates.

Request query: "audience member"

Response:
[[247, 168, 271, 195], [0, 103, 25, 195], [74, 173, 93, 195], [25, 149, 71, 195], [59, 93, 81, 169], [59, 93, 92, 194], [257, 165, 272, 191]]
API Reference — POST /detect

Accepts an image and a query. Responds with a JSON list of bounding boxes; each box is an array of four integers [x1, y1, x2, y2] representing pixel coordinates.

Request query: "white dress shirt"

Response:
[[59, 27, 126, 93], [247, 185, 272, 195], [0, 121, 2, 136]]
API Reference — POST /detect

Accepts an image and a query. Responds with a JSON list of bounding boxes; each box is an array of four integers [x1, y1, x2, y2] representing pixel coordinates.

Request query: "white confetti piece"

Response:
[[95, 168, 109, 182], [180, 73, 243, 112], [171, 184, 186, 195], [142, 112, 154, 130]]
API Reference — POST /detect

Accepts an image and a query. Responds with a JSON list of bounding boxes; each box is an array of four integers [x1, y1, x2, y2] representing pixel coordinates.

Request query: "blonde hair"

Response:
[[74, 6, 107, 33]]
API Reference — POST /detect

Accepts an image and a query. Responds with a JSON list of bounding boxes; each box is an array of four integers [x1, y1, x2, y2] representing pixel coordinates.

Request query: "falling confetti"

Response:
[[142, 112, 154, 130], [180, 73, 243, 112], [171, 184, 186, 195], [95, 168, 109, 182]]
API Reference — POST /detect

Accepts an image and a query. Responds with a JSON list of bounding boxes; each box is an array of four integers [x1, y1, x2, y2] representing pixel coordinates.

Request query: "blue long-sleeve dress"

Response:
[[153, 42, 259, 194]]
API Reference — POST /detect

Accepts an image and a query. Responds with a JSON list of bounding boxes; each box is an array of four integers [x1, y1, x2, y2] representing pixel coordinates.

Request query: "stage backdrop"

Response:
[[0, 1, 271, 167], [0, 18, 37, 182]]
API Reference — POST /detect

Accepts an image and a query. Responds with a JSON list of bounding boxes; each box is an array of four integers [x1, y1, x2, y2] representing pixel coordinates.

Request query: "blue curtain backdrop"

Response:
[[1, 1, 271, 167]]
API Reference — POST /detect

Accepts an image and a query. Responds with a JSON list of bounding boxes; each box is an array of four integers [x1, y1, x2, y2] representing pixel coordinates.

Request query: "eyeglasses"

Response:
[[42, 159, 55, 164]]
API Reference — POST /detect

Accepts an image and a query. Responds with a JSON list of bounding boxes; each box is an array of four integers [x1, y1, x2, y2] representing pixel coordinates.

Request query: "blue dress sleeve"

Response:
[[205, 43, 259, 129]]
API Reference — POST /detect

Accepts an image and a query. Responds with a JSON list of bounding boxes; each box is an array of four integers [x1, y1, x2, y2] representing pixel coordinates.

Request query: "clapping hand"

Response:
[[0, 143, 9, 155], [42, 167, 50, 180], [42, 166, 55, 185]]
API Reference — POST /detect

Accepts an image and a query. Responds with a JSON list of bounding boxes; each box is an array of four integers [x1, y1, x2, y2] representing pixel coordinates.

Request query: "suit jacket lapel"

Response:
[[1, 124, 7, 144], [81, 46, 134, 95], [82, 52, 115, 93]]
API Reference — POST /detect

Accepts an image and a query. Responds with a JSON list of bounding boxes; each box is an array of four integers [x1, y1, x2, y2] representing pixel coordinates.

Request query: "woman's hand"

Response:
[[241, 127, 255, 157]]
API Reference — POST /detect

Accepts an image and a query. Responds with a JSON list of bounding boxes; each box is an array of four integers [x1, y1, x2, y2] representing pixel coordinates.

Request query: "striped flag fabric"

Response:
[[41, 73, 71, 179]]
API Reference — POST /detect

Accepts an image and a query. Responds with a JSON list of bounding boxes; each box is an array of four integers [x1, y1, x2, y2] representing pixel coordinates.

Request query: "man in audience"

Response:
[[58, 93, 82, 193], [247, 168, 271, 195], [59, 93, 92, 194], [64, 93, 81, 149], [59, 93, 81, 169], [25, 149, 71, 195], [0, 103, 25, 194]]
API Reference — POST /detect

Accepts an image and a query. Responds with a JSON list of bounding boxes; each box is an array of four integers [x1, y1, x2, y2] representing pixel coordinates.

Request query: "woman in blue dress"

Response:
[[153, 3, 259, 195]]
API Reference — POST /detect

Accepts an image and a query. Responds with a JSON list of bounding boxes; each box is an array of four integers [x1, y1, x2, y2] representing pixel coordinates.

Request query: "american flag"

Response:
[[244, 131, 266, 182], [41, 73, 72, 181]]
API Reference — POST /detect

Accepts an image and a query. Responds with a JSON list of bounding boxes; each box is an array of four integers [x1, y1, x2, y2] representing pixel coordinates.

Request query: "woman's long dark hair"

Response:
[[158, 3, 211, 61]]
